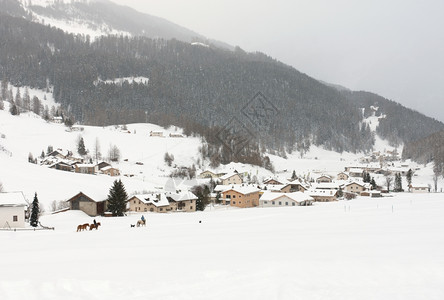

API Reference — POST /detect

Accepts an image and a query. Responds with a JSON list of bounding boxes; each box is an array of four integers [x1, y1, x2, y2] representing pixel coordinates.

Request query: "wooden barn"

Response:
[[66, 192, 107, 216]]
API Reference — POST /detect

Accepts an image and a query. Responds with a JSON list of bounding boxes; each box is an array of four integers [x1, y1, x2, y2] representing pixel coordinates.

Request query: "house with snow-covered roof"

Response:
[[307, 189, 338, 202], [222, 185, 260, 208], [316, 175, 333, 183], [337, 172, 350, 181], [100, 166, 120, 177], [74, 163, 98, 175], [128, 191, 197, 213], [342, 181, 370, 195], [409, 183, 429, 193], [0, 192, 28, 228], [220, 172, 242, 185], [198, 170, 226, 179], [263, 178, 284, 185], [259, 192, 313, 207]]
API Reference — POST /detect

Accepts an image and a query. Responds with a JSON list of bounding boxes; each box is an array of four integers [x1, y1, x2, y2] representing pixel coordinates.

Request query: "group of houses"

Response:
[[41, 149, 120, 176]]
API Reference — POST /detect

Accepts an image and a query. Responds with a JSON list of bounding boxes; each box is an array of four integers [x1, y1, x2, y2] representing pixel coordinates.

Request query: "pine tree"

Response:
[[406, 169, 413, 188], [192, 184, 210, 211], [370, 177, 377, 190], [30, 193, 40, 227], [107, 179, 128, 216], [78, 137, 87, 156], [291, 170, 297, 180]]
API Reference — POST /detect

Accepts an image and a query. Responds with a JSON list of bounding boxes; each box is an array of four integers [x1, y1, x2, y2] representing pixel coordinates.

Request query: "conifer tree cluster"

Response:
[[394, 173, 403, 192], [107, 179, 128, 216]]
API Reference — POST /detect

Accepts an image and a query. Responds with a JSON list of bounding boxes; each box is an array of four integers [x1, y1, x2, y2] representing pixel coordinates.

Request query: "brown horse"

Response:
[[76, 223, 89, 232], [90, 222, 101, 230]]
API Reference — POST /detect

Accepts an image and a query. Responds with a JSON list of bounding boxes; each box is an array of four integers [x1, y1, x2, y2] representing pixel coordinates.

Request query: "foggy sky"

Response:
[[112, 0, 444, 122]]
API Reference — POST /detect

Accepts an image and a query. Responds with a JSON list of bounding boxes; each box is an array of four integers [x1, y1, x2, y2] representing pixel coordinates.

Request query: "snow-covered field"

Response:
[[1, 193, 444, 300]]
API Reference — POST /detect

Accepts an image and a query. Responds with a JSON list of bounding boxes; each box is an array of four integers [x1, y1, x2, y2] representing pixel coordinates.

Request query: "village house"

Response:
[[128, 191, 197, 213], [169, 133, 184, 138], [409, 184, 429, 193], [101, 166, 120, 177], [198, 170, 226, 179], [50, 161, 75, 172], [262, 184, 292, 193], [316, 175, 333, 183], [52, 116, 63, 124], [348, 168, 364, 178], [222, 186, 260, 208], [337, 172, 350, 181], [263, 178, 284, 185], [74, 164, 98, 175], [150, 131, 163, 137], [259, 192, 314, 207], [0, 192, 28, 228], [286, 179, 309, 192], [343, 181, 369, 195], [307, 189, 338, 202], [66, 192, 107, 216], [220, 172, 243, 185], [97, 161, 111, 170]]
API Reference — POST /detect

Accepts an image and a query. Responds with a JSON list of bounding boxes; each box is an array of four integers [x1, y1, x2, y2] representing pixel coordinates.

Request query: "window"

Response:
[[279, 202, 282, 205], [160, 208, 163, 211], [13, 215, 18, 222], [292, 203, 295, 206], [264, 201, 268, 204], [232, 195, 236, 199], [233, 201, 236, 205], [190, 206, 193, 210], [285, 202, 288, 206], [144, 208, 147, 212], [272, 201, 275, 205]]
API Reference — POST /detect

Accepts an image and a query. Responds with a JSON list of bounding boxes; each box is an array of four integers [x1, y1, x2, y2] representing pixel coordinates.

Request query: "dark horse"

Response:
[[90, 222, 101, 230]]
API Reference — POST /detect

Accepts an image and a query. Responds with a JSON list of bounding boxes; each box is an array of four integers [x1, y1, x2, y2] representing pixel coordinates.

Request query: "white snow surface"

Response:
[[1, 194, 444, 299]]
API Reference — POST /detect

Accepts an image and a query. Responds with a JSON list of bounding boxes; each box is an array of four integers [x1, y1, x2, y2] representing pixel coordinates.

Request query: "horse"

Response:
[[90, 222, 101, 230], [136, 219, 146, 227], [76, 223, 89, 232]]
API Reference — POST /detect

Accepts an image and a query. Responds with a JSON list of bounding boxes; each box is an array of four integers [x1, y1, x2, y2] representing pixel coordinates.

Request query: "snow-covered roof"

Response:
[[307, 189, 337, 197], [167, 191, 198, 202], [76, 164, 96, 168], [262, 184, 287, 191], [220, 173, 240, 180], [260, 191, 313, 202], [224, 185, 260, 195], [411, 184, 429, 189], [315, 182, 340, 189], [349, 168, 364, 173], [132, 193, 170, 207], [0, 192, 28, 207]]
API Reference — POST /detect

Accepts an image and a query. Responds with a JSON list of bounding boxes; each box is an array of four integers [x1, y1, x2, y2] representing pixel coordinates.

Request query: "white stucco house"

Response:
[[0, 192, 28, 228]]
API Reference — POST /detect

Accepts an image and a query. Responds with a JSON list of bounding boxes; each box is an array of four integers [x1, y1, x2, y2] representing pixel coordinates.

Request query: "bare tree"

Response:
[[433, 166, 440, 192], [93, 137, 101, 163], [108, 144, 121, 162]]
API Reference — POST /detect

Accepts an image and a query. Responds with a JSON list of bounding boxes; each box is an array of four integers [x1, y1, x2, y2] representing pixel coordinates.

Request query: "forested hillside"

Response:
[[0, 13, 376, 154], [402, 130, 444, 173], [341, 91, 444, 146]]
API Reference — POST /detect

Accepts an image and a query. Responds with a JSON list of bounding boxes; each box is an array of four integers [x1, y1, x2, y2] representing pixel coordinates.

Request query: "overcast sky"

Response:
[[112, 0, 444, 122]]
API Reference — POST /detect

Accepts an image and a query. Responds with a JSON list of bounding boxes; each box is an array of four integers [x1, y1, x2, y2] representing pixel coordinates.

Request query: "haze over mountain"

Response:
[[1, 0, 443, 164], [111, 0, 444, 123]]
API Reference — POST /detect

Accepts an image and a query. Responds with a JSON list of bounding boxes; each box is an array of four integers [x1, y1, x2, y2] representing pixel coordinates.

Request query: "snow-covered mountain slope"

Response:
[[10, 0, 231, 48]]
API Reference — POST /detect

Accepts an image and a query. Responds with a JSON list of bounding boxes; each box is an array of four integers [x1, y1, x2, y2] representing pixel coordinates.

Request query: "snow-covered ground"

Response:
[[1, 194, 444, 299]]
